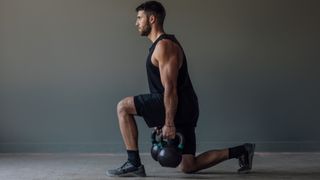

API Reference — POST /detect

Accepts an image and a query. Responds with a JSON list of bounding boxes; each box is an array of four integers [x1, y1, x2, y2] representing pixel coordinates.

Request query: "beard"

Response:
[[140, 22, 152, 36]]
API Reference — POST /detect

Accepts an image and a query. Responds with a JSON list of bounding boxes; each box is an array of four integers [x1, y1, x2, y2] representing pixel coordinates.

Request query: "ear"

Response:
[[149, 15, 156, 24]]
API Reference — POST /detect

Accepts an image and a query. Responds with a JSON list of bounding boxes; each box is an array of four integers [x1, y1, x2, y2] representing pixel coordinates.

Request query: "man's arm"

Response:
[[153, 40, 182, 139]]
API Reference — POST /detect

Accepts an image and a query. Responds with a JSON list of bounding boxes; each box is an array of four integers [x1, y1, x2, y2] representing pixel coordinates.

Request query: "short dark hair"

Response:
[[136, 1, 166, 26]]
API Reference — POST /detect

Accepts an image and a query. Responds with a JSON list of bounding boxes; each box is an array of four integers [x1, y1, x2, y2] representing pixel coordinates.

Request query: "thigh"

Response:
[[134, 93, 165, 128]]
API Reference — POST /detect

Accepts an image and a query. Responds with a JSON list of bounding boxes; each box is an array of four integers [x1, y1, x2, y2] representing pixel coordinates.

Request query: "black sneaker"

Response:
[[238, 143, 255, 174], [106, 161, 146, 177]]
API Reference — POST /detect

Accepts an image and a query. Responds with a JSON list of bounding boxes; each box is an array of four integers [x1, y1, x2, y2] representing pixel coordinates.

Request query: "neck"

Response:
[[148, 26, 165, 43]]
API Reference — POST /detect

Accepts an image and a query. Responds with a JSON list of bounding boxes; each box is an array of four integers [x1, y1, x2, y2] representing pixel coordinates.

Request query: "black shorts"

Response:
[[134, 93, 198, 155]]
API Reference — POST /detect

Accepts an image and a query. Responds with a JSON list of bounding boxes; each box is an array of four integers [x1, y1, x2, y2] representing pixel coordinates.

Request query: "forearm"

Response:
[[163, 85, 178, 126]]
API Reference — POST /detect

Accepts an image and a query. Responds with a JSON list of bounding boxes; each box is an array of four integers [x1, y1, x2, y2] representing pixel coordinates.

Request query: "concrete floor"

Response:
[[0, 153, 320, 180]]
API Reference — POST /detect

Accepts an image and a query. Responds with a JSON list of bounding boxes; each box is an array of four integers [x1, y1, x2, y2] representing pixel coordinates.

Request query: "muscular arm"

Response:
[[153, 40, 182, 138]]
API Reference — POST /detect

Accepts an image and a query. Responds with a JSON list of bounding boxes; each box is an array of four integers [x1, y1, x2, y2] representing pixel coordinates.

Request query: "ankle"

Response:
[[228, 145, 246, 159], [127, 150, 141, 167]]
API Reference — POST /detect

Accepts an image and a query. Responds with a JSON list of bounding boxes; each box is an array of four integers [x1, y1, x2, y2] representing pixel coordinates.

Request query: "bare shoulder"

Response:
[[156, 39, 179, 53], [153, 39, 180, 60]]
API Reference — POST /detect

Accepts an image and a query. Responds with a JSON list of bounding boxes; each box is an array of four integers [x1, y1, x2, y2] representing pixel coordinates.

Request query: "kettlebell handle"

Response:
[[151, 129, 163, 144], [161, 132, 184, 151], [151, 130, 157, 144], [175, 132, 184, 150], [151, 129, 185, 150]]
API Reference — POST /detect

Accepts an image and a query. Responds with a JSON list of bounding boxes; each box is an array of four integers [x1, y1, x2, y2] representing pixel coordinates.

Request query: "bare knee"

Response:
[[180, 165, 194, 174], [179, 156, 197, 174], [117, 99, 127, 116], [117, 97, 136, 118]]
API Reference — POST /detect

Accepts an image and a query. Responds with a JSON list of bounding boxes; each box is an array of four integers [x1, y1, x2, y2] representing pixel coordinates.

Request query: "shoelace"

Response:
[[118, 161, 131, 170]]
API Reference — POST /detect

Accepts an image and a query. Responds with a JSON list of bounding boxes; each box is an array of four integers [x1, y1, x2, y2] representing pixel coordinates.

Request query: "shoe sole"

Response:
[[106, 168, 146, 177], [106, 171, 146, 177], [238, 167, 251, 174]]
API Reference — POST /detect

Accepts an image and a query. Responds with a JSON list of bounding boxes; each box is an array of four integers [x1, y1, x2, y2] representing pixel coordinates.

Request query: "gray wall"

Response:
[[0, 0, 319, 153]]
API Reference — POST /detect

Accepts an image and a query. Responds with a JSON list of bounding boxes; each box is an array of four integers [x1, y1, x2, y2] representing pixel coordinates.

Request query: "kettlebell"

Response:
[[150, 130, 184, 168], [150, 129, 163, 161], [158, 133, 184, 167]]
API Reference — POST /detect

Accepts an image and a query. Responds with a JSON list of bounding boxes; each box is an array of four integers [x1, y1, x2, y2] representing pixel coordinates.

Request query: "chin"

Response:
[[141, 31, 150, 36], [137, 31, 144, 36]]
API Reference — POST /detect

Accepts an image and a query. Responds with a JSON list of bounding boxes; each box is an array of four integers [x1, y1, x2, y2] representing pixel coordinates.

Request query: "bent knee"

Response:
[[179, 162, 196, 174], [117, 97, 136, 116], [179, 155, 197, 173], [117, 100, 126, 114], [180, 164, 195, 174]]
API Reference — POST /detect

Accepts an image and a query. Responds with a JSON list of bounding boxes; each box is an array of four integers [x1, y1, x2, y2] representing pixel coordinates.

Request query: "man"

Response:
[[107, 1, 255, 177]]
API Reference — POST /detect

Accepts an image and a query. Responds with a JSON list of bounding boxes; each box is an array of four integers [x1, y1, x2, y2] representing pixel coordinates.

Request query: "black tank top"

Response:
[[146, 34, 199, 127]]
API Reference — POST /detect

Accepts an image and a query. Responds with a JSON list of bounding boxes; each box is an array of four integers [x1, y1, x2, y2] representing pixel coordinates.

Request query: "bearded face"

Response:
[[139, 21, 152, 36], [136, 11, 152, 36]]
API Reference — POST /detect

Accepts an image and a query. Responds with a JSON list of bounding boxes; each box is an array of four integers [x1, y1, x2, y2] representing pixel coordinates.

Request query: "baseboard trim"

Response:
[[1, 141, 320, 153]]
